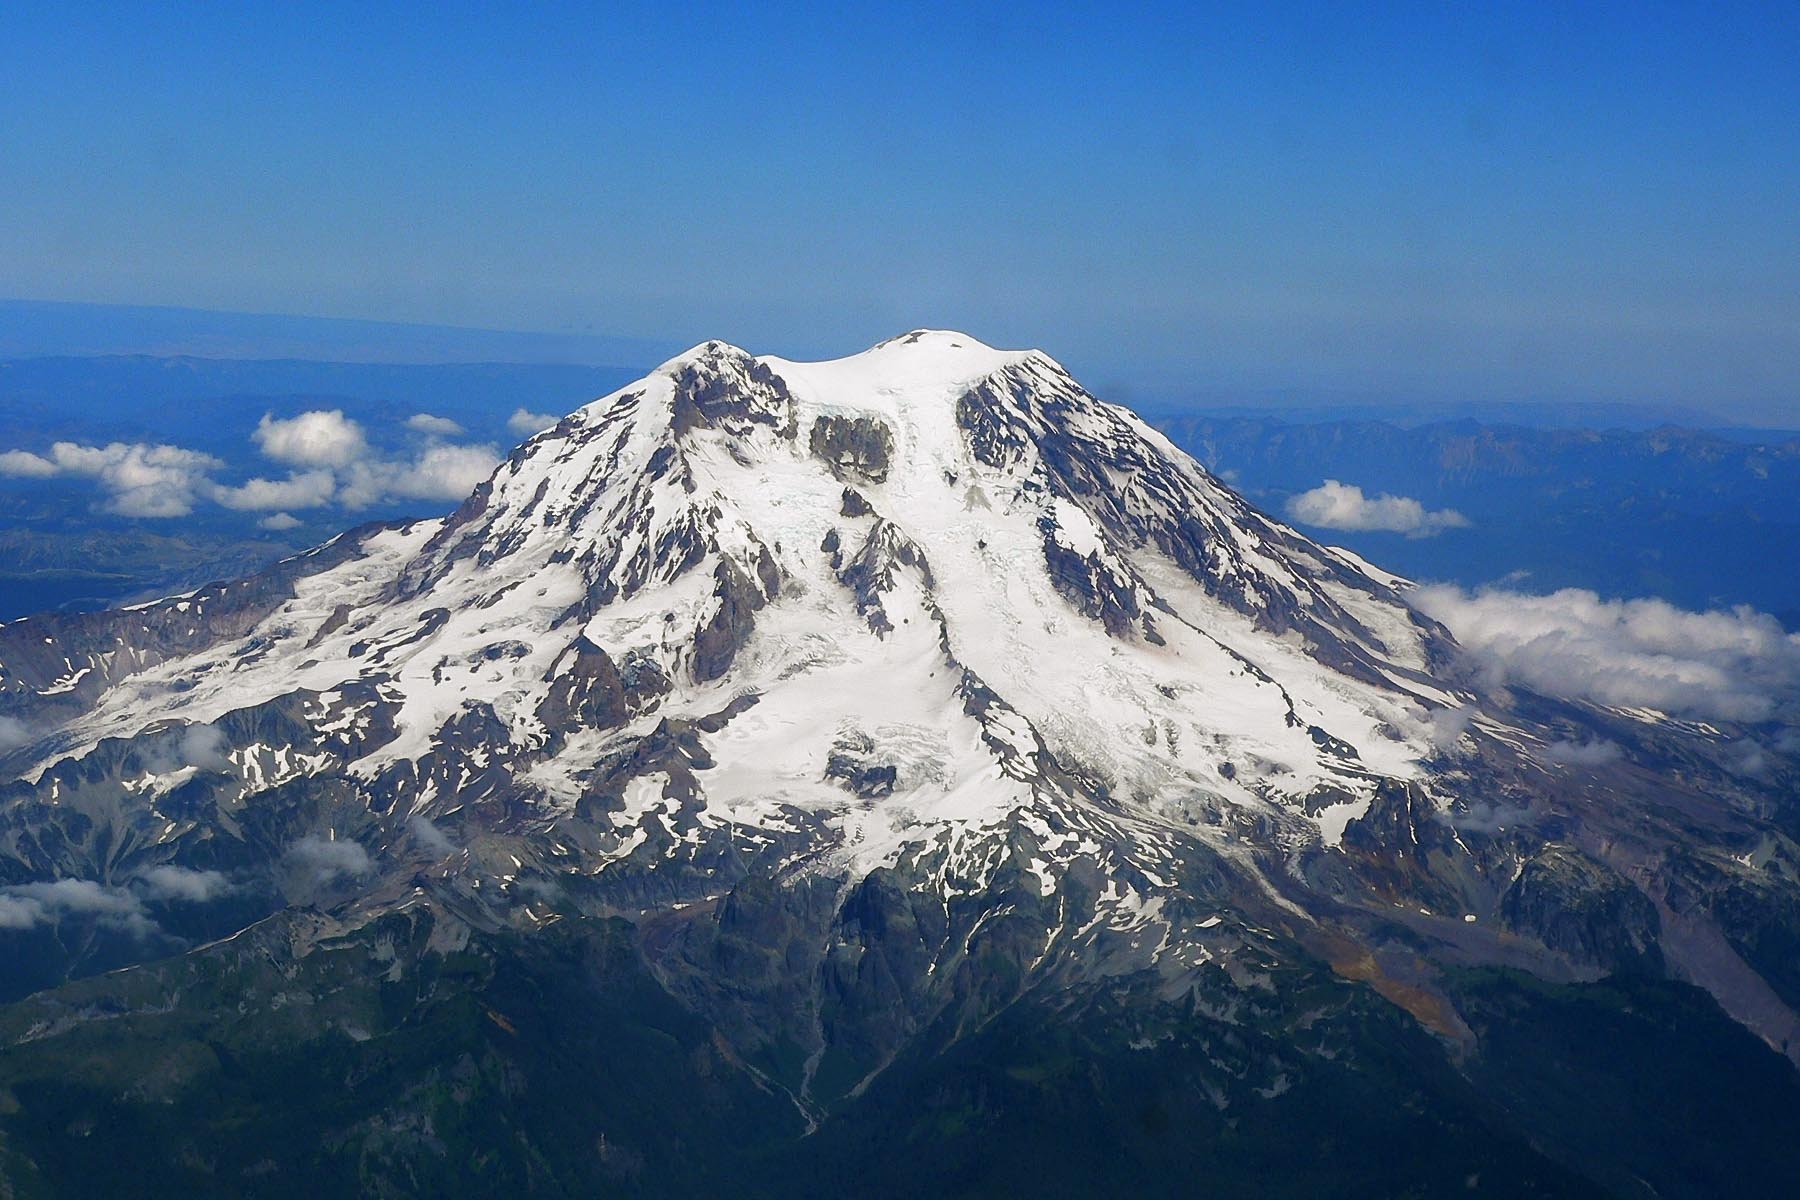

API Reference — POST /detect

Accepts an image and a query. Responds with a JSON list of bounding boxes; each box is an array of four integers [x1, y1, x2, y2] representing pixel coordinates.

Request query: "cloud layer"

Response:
[[1414, 585, 1800, 723], [1286, 480, 1470, 538]]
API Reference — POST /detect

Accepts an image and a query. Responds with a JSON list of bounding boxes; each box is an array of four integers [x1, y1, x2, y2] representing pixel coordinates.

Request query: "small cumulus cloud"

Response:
[[0, 449, 59, 478], [0, 441, 224, 517], [0, 867, 233, 935], [136, 865, 231, 903], [507, 408, 558, 438], [1414, 585, 1800, 724], [387, 442, 500, 500], [6, 408, 504, 524], [406, 413, 465, 437], [408, 815, 457, 857], [210, 468, 336, 512], [256, 410, 495, 509], [254, 410, 368, 469], [177, 723, 231, 771], [1286, 480, 1470, 538], [286, 835, 372, 883]]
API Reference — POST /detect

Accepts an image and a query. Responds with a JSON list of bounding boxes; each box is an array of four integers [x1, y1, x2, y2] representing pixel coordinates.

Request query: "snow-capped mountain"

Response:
[[1, 332, 1796, 1195]]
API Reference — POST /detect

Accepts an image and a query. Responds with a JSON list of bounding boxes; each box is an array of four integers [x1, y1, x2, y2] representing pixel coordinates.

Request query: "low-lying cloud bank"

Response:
[[1286, 480, 1470, 538], [0, 408, 500, 523], [1413, 584, 1800, 725]]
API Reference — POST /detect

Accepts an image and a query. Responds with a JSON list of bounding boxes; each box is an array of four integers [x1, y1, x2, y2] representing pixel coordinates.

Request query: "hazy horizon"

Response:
[[3, 5, 1797, 423]]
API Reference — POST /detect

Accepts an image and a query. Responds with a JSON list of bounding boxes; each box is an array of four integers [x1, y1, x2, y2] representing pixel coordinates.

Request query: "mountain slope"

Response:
[[0, 332, 1796, 1195]]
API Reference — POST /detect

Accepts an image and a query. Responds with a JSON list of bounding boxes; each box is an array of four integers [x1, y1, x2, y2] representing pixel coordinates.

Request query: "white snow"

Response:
[[11, 329, 1480, 900]]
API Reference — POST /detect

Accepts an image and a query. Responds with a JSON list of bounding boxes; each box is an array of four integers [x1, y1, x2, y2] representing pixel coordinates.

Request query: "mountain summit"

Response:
[[1, 332, 1797, 1195]]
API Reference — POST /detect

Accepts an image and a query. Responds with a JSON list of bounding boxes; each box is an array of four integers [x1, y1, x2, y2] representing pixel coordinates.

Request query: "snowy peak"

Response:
[[4, 331, 1474, 891]]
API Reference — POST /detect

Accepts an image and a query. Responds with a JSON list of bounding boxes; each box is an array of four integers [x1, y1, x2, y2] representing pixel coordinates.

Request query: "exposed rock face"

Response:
[[1502, 845, 1664, 975], [810, 414, 894, 482]]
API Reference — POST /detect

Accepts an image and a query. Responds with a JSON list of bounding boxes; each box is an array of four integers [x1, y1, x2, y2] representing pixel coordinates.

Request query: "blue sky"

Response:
[[2, 2, 1797, 416]]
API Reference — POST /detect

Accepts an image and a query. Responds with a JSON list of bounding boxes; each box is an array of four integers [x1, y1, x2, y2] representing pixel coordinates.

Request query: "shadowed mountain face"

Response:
[[0, 332, 1796, 1196]]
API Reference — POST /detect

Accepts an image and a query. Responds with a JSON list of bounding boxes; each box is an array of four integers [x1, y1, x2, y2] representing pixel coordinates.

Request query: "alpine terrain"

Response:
[[0, 332, 1796, 1197]]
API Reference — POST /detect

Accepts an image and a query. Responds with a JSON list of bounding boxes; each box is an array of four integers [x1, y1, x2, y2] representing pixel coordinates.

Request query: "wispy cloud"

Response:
[[1541, 737, 1624, 766], [408, 815, 457, 856], [137, 865, 231, 903], [1286, 480, 1470, 538], [286, 835, 371, 883], [0, 879, 154, 933], [0, 866, 235, 935], [507, 407, 558, 437], [0, 716, 30, 755], [406, 413, 465, 436]]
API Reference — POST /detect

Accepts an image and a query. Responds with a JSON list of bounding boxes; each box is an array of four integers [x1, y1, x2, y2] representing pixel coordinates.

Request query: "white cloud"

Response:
[[407, 413, 465, 436], [286, 835, 371, 882], [1420, 703, 1477, 750], [210, 469, 336, 511], [0, 716, 29, 754], [507, 407, 559, 438], [1414, 585, 1800, 723], [177, 723, 231, 771], [4, 408, 497, 522], [0, 879, 155, 934], [0, 449, 58, 477], [388, 442, 499, 500], [1286, 480, 1470, 538], [408, 815, 456, 856], [137, 865, 231, 903], [334, 460, 386, 509], [254, 410, 367, 468], [9, 441, 226, 518], [250, 409, 494, 508]]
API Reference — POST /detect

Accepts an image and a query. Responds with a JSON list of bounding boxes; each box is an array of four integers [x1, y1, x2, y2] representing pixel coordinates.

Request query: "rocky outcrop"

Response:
[[1502, 845, 1663, 975], [810, 415, 894, 483]]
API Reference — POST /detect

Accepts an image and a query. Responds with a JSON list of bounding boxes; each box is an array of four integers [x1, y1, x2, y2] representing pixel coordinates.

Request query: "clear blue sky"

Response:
[[2, 2, 1796, 416]]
